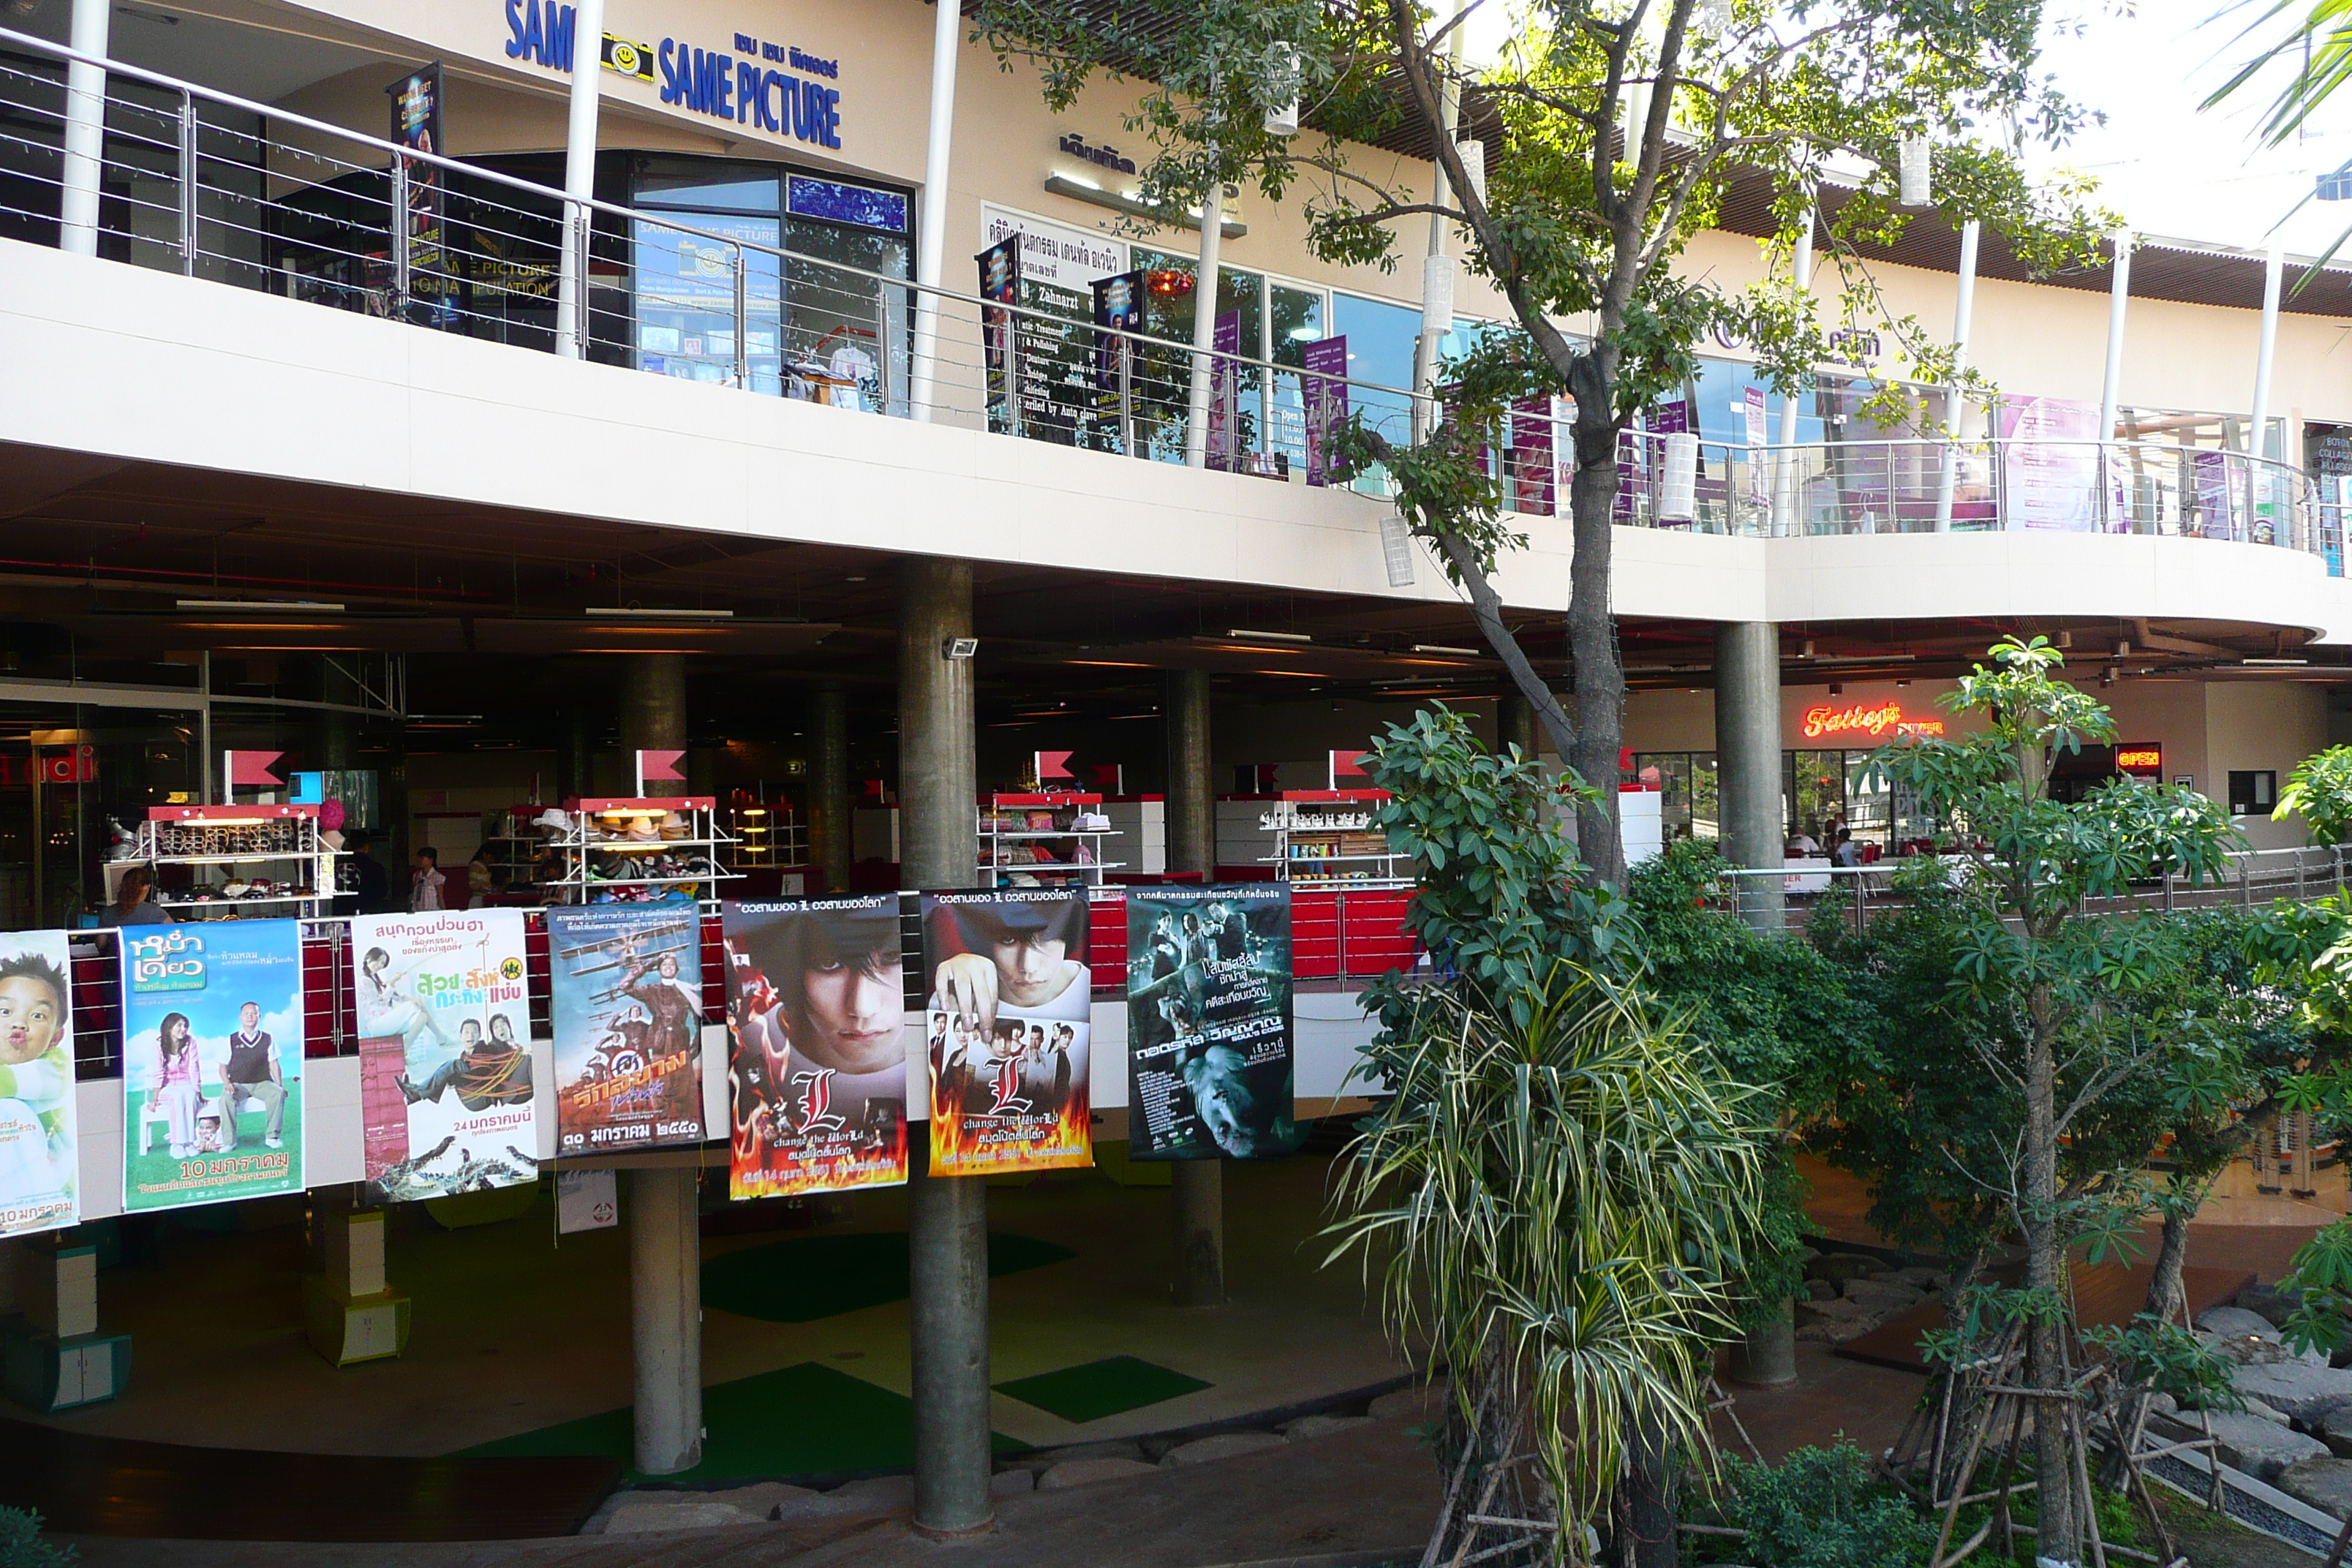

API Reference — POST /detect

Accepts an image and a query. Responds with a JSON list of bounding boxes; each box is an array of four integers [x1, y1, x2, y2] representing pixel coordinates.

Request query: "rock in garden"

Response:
[[1368, 1382, 1449, 1421], [1038, 1458, 1159, 1489], [990, 1469, 1035, 1497], [1795, 1297, 1873, 1327], [2158, 1410, 2329, 1480], [1281, 1414, 1375, 1440], [1882, 1266, 1946, 1289], [1806, 1252, 1882, 1286], [1844, 1278, 1925, 1313], [1161, 1431, 1288, 1466], [2313, 1408, 2352, 1458], [2230, 1360, 2352, 1422], [2279, 1455, 2352, 1519], [2238, 1284, 2304, 1330], [603, 1501, 763, 1534], [2201, 1327, 2323, 1370], [2198, 1305, 2283, 1342], [1009, 1439, 1147, 1471], [1803, 1278, 1837, 1302], [825, 1474, 916, 1510]]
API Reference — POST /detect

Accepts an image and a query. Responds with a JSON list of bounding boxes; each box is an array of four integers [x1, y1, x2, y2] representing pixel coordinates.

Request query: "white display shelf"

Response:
[[544, 797, 742, 910], [125, 806, 340, 920], [977, 793, 1117, 890]]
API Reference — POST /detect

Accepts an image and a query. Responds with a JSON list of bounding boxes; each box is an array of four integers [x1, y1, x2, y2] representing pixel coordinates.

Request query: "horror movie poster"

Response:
[[546, 905, 706, 1155], [722, 896, 910, 1199], [352, 909, 534, 1202], [921, 889, 1093, 1176], [1126, 885, 1300, 1160]]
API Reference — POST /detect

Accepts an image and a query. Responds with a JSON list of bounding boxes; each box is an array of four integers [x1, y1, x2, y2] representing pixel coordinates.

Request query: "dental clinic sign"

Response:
[[500, 1, 846, 150]]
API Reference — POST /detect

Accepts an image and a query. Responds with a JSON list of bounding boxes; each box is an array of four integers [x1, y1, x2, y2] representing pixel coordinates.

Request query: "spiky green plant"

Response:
[[1327, 962, 1770, 1562]]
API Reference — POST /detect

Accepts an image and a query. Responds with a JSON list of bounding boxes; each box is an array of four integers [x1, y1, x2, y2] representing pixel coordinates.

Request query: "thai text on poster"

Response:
[[1303, 335, 1348, 487], [353, 910, 537, 1201], [0, 930, 77, 1237], [723, 896, 909, 1199], [1126, 885, 1299, 1160], [121, 920, 305, 1211], [922, 889, 1093, 1175], [547, 905, 706, 1155]]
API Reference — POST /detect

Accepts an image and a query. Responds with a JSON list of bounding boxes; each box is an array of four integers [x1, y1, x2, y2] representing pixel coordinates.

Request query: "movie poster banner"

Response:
[[547, 905, 706, 1156], [1126, 886, 1299, 1160], [0, 931, 77, 1238], [922, 889, 1093, 1175], [121, 920, 304, 1212], [723, 897, 909, 1199], [353, 910, 535, 1201]]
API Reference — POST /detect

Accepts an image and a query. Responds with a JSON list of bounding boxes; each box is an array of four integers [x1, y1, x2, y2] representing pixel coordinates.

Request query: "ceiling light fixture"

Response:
[[1410, 644, 1483, 657], [584, 607, 734, 619], [176, 598, 346, 613], [1226, 629, 1311, 644], [2242, 657, 2310, 666]]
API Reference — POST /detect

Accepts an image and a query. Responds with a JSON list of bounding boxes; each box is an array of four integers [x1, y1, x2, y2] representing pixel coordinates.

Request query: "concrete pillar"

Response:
[[898, 557, 993, 1538], [1714, 624, 1783, 931], [1496, 690, 1537, 761], [619, 652, 701, 1474], [553, 0, 606, 359], [621, 654, 687, 757], [1714, 623, 1796, 1387], [1164, 671, 1213, 879], [560, 704, 594, 802], [627, 1166, 703, 1473], [1162, 668, 1225, 1304], [1173, 1159, 1224, 1305], [811, 683, 851, 891], [318, 657, 359, 772]]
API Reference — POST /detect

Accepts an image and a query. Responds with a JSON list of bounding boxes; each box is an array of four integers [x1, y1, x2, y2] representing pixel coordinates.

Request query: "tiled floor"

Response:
[[19, 1151, 1402, 1463]]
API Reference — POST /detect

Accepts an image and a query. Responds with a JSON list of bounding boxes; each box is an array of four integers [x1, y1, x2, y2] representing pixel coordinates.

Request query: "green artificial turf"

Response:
[[457, 1360, 1022, 1482], [700, 1230, 1077, 1323], [993, 1354, 1213, 1424]]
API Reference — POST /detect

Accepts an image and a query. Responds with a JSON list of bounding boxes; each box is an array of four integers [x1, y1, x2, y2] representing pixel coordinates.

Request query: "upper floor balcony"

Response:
[[1, 26, 2346, 642]]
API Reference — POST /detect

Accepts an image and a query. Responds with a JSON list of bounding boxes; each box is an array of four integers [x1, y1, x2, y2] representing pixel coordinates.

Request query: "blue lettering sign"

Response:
[[500, 0, 847, 146]]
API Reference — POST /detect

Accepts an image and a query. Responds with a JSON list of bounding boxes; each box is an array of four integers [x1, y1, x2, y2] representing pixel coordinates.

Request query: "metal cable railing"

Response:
[[0, 26, 2332, 565], [1709, 842, 2352, 930]]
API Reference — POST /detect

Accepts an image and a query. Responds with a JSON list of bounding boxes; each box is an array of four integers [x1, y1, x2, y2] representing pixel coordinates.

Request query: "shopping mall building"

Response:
[[1, 0, 2351, 1541]]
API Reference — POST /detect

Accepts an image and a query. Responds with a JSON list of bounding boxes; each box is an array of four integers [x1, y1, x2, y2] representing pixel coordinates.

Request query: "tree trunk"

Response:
[[2024, 988, 2081, 1566], [2141, 1199, 2191, 1327], [1610, 1414, 1678, 1567], [1567, 428, 1626, 883]]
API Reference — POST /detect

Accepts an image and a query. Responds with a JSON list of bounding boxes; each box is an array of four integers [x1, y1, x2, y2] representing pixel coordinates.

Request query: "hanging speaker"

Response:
[[1897, 136, 1931, 208], [1658, 431, 1700, 521], [1454, 137, 1487, 206], [1379, 513, 1418, 587]]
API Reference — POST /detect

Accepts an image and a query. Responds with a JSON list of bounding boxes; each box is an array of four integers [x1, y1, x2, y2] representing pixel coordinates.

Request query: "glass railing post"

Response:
[[389, 157, 410, 314], [731, 247, 749, 390]]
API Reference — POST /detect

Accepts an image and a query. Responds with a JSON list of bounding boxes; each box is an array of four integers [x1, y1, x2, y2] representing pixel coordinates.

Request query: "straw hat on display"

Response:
[[658, 810, 690, 840], [535, 807, 572, 834]]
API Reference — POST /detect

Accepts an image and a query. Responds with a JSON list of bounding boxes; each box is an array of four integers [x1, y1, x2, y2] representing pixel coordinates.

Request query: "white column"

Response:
[[629, 1166, 702, 1475], [1409, 1, 1466, 443], [1771, 208, 1815, 538], [907, 0, 962, 422], [1932, 219, 1980, 532], [2248, 238, 2284, 532], [1183, 162, 1224, 469], [59, 0, 110, 257], [553, 0, 606, 360], [2096, 228, 2133, 529]]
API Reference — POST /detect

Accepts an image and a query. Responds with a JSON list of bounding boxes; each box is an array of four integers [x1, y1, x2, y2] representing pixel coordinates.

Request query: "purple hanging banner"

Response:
[[1302, 336, 1349, 487]]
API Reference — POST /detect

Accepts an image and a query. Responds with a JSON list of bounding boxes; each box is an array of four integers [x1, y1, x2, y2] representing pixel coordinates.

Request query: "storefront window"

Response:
[[0, 704, 201, 930], [629, 156, 911, 409]]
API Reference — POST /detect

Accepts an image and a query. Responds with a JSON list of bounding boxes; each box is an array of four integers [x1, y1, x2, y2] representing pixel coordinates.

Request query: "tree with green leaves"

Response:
[[2274, 743, 2352, 848], [1329, 709, 1776, 1567], [1864, 636, 2241, 1565], [976, 0, 2107, 877]]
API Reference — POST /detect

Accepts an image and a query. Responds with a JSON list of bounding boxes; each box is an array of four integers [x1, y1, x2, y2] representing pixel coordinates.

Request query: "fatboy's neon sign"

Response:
[[1799, 701, 1945, 741], [500, 1, 846, 149]]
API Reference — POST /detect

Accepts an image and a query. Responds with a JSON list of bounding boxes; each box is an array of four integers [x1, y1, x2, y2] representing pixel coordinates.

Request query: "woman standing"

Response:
[[103, 866, 171, 927], [152, 1012, 202, 1159]]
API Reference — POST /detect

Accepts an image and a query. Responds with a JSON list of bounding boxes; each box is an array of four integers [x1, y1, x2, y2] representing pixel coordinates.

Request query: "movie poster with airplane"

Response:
[[546, 905, 706, 1154]]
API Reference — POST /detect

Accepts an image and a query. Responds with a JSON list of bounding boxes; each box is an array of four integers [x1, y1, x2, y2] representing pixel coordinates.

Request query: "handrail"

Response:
[[0, 23, 1416, 406]]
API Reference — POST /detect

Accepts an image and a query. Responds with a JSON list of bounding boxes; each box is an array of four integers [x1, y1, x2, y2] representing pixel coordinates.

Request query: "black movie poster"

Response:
[[1125, 884, 1299, 1160]]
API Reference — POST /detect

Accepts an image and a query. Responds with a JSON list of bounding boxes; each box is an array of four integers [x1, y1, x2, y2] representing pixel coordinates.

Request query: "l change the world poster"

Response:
[[1126, 885, 1299, 1159]]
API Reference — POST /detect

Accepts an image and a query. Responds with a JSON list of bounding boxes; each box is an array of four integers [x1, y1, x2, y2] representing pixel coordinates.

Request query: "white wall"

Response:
[[7, 239, 2350, 643]]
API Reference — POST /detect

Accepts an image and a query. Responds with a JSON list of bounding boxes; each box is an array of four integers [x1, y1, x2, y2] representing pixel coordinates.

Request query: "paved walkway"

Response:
[[62, 1411, 1441, 1568]]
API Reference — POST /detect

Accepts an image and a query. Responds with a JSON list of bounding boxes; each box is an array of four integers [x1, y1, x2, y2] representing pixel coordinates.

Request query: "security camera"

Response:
[[943, 637, 979, 661]]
